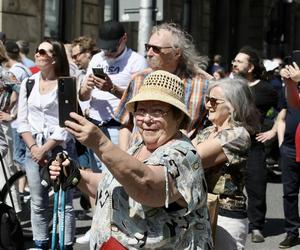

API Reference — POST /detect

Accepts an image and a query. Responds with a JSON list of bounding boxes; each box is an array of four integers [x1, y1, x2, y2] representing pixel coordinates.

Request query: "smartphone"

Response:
[[285, 50, 300, 66], [292, 50, 300, 66], [92, 67, 107, 80], [58, 76, 78, 127]]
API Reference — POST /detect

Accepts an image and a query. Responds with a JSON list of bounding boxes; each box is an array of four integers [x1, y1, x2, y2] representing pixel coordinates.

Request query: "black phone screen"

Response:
[[292, 50, 300, 66], [58, 76, 78, 127], [92, 67, 106, 79]]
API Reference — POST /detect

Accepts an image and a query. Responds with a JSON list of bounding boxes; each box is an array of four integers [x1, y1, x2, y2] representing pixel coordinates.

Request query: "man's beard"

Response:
[[147, 56, 162, 70], [232, 69, 247, 79]]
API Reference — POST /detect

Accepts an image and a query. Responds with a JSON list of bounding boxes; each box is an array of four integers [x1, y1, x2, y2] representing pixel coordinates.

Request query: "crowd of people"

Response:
[[0, 20, 299, 250]]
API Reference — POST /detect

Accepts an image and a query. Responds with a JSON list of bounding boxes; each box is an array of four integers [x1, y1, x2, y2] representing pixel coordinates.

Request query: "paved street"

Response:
[[22, 168, 300, 249], [23, 190, 91, 250], [245, 168, 300, 250]]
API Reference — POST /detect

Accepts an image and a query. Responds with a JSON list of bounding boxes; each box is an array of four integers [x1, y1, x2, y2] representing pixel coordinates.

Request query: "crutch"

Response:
[[51, 152, 68, 250]]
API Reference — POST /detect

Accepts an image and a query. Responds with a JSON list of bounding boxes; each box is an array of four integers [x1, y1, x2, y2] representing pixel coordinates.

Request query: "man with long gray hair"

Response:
[[115, 22, 212, 150]]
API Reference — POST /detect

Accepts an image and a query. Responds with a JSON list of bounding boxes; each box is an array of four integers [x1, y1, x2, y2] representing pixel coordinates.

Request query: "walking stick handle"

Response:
[[53, 151, 68, 191]]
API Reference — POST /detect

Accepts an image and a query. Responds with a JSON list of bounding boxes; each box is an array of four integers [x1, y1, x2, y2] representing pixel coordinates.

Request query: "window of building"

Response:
[[44, 0, 60, 39]]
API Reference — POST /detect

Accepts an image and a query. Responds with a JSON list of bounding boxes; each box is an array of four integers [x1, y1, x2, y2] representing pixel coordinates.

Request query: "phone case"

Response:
[[292, 50, 300, 66], [92, 67, 106, 79], [58, 76, 78, 127], [100, 236, 127, 250]]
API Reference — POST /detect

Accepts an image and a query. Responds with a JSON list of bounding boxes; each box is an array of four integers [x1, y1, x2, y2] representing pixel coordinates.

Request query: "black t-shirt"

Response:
[[250, 80, 278, 147], [250, 80, 278, 119], [279, 86, 300, 158]]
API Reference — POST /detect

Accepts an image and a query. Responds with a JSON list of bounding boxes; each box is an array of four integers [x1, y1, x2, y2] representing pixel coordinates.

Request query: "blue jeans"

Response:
[[11, 127, 26, 168], [24, 141, 77, 246]]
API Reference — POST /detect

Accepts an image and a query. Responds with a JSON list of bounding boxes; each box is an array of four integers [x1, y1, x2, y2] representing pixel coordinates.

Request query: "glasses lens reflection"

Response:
[[35, 48, 48, 56]]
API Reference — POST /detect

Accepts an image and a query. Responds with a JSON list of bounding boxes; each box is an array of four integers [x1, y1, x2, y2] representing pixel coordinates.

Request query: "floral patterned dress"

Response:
[[195, 126, 251, 218]]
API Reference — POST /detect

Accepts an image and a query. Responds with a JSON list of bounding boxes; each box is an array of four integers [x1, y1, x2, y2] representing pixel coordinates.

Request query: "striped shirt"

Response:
[[114, 68, 209, 131]]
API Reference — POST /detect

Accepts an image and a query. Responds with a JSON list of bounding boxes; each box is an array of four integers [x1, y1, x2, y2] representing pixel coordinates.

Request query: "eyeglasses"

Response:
[[231, 59, 247, 65], [205, 95, 225, 108], [35, 48, 52, 57], [144, 44, 173, 54], [134, 108, 169, 121], [71, 51, 83, 60]]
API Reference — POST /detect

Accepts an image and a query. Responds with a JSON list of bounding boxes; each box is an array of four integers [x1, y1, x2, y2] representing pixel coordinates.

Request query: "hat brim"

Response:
[[126, 90, 191, 122], [97, 38, 119, 50]]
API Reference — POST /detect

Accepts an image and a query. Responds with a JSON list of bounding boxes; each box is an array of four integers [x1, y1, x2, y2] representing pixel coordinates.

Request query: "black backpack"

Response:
[[0, 154, 24, 250], [0, 203, 24, 250]]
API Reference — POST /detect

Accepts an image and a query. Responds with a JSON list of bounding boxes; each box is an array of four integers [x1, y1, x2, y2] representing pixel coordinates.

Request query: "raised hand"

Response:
[[64, 112, 104, 151]]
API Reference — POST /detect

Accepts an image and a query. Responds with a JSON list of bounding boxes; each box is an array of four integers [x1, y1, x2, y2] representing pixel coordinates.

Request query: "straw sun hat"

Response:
[[125, 70, 191, 124]]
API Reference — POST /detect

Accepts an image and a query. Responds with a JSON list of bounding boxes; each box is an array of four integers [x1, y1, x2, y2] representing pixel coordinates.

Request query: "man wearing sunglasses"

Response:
[[114, 22, 213, 151], [232, 46, 279, 244]]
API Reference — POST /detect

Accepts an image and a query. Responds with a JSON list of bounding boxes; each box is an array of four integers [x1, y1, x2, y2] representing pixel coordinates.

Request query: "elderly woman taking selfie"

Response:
[[49, 70, 212, 249], [192, 77, 260, 250]]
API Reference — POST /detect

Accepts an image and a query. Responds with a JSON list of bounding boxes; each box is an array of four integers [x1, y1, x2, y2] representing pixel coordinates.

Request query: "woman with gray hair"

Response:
[[193, 77, 260, 250]]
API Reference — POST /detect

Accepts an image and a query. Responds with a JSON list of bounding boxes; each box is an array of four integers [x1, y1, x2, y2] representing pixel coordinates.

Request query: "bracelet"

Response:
[[110, 84, 117, 95], [29, 143, 37, 150]]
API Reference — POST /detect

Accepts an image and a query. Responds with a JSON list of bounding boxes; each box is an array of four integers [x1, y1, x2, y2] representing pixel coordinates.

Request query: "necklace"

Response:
[[39, 79, 57, 94]]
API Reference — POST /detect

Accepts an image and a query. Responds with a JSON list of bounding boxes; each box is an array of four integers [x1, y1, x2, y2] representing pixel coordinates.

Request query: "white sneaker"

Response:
[[76, 229, 90, 244]]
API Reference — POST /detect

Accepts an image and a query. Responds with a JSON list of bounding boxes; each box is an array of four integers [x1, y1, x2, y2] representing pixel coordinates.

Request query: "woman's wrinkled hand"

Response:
[[65, 112, 103, 150], [49, 158, 70, 181]]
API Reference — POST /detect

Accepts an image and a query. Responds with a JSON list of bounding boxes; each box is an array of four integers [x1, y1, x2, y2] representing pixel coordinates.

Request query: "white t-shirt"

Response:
[[85, 47, 147, 122], [10, 62, 32, 128]]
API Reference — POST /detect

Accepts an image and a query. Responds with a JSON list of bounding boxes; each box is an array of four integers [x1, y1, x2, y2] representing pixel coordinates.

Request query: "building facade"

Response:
[[0, 0, 299, 69]]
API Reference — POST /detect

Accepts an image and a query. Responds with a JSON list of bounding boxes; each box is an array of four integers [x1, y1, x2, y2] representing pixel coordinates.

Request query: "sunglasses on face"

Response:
[[71, 51, 84, 60], [205, 95, 225, 108], [35, 48, 52, 56], [144, 44, 173, 54]]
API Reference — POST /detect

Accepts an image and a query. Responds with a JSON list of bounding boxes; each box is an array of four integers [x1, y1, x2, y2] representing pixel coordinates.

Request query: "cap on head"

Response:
[[5, 41, 20, 54], [126, 70, 190, 123], [98, 21, 125, 50]]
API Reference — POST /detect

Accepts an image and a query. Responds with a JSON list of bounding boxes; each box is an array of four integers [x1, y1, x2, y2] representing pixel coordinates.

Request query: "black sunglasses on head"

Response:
[[144, 44, 173, 54]]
